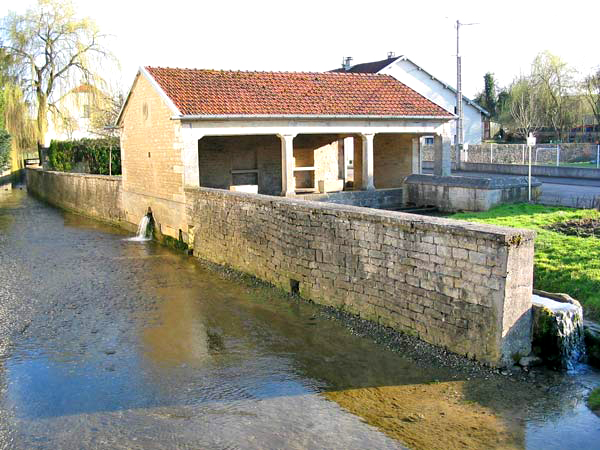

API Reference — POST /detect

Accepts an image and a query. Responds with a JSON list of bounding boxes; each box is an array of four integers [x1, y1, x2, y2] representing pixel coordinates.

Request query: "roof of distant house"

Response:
[[140, 66, 453, 118], [330, 57, 401, 74], [70, 84, 97, 93], [332, 56, 489, 116]]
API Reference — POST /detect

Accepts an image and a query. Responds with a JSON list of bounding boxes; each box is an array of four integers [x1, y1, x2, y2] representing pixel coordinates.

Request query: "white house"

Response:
[[333, 54, 489, 145], [45, 84, 108, 145]]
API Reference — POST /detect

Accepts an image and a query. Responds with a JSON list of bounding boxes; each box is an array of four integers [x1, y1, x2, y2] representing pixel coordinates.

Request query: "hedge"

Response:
[[48, 137, 121, 175]]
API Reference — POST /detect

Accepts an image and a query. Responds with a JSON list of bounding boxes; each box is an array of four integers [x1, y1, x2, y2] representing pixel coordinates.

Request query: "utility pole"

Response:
[[455, 20, 478, 153], [456, 19, 463, 149]]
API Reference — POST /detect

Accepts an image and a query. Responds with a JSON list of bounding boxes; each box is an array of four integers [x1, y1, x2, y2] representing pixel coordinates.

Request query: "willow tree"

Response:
[[531, 51, 577, 141], [0, 44, 37, 168], [0, 0, 112, 160]]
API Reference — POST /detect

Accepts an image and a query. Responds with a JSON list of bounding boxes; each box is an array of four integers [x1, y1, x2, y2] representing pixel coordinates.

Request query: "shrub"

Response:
[[48, 140, 75, 172], [0, 129, 11, 171]]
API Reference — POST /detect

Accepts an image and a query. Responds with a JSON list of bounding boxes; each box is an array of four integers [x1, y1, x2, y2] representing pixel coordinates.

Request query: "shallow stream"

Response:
[[1, 189, 600, 449]]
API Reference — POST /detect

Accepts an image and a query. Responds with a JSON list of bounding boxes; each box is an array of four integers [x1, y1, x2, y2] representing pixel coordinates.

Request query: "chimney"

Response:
[[341, 56, 353, 71], [387, 51, 396, 59]]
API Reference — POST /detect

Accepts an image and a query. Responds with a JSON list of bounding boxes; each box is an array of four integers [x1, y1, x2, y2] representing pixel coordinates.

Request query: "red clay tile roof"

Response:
[[145, 67, 452, 118]]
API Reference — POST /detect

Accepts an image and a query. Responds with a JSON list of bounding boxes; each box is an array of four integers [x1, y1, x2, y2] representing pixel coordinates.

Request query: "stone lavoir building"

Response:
[[25, 65, 537, 365], [116, 66, 454, 240]]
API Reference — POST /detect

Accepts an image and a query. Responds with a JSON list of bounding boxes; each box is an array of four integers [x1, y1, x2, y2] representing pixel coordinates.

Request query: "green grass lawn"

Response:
[[589, 387, 600, 412], [451, 204, 600, 320]]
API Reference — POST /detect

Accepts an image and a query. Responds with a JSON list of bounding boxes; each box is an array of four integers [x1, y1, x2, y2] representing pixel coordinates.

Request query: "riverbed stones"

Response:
[[518, 355, 543, 368]]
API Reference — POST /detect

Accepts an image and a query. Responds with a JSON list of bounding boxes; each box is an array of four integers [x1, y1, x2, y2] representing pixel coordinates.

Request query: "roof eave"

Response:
[[389, 57, 491, 116], [116, 66, 182, 127], [173, 114, 455, 121]]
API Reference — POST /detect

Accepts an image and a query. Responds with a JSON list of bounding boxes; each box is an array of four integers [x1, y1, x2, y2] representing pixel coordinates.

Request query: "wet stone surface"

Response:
[[1, 190, 600, 449]]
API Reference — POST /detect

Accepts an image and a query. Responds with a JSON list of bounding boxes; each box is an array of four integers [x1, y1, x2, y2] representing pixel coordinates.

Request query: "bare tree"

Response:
[[89, 88, 124, 138], [582, 68, 600, 134], [508, 76, 541, 139], [0, 0, 114, 160]]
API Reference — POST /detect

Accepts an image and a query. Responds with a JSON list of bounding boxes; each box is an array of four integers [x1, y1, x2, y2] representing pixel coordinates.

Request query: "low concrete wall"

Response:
[[186, 187, 535, 366], [26, 168, 125, 224], [422, 161, 459, 171], [298, 188, 404, 210], [460, 162, 600, 180], [405, 174, 541, 212]]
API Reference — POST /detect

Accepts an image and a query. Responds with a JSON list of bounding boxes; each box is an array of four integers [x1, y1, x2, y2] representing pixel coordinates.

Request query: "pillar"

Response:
[[361, 133, 375, 190], [433, 134, 451, 176], [411, 137, 421, 174], [278, 133, 296, 196], [180, 125, 202, 187]]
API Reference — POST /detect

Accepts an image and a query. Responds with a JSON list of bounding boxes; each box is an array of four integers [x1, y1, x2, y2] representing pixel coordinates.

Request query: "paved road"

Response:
[[424, 169, 600, 208]]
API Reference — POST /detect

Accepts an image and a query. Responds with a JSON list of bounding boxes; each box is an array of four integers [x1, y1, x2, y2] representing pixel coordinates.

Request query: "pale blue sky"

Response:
[[2, 0, 598, 97]]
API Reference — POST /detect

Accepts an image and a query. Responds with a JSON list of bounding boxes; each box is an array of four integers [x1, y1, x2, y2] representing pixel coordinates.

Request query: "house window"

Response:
[[424, 137, 434, 145], [82, 104, 90, 118]]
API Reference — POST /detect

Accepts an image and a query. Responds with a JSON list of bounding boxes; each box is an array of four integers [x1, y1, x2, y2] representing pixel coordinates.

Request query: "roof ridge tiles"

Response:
[[145, 66, 393, 78]]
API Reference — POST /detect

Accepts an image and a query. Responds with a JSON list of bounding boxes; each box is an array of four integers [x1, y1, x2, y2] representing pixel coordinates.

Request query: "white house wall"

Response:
[[379, 59, 484, 145]]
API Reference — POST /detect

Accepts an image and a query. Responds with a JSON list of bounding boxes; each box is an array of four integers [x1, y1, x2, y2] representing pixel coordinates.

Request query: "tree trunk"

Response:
[[36, 93, 48, 164]]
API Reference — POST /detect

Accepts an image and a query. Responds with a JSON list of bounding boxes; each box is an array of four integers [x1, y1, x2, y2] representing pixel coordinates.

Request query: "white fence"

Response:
[[422, 143, 600, 168]]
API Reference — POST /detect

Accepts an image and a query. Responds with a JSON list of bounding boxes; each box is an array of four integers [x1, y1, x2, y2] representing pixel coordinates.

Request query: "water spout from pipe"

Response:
[[125, 213, 152, 242]]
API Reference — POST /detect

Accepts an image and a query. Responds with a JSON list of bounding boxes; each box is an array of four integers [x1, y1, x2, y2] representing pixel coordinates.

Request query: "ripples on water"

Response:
[[0, 190, 599, 449]]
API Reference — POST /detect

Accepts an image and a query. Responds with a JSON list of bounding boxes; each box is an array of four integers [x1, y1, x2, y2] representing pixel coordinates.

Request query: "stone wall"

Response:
[[405, 174, 542, 212], [295, 134, 341, 192], [26, 168, 124, 224], [464, 143, 599, 165], [353, 134, 416, 189], [459, 162, 600, 180], [374, 134, 413, 188], [198, 135, 281, 195], [422, 144, 458, 163], [298, 188, 404, 210], [186, 187, 535, 366], [119, 73, 187, 238]]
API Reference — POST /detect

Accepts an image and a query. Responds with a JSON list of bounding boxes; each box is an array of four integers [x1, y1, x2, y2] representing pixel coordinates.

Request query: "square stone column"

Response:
[[181, 126, 201, 187], [278, 134, 296, 196], [411, 137, 421, 174], [361, 133, 375, 190], [433, 134, 452, 176]]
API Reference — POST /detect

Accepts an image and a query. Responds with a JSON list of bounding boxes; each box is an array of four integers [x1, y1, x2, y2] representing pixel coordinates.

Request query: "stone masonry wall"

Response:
[[26, 168, 124, 224], [198, 135, 281, 195], [119, 74, 187, 238], [374, 134, 413, 188], [186, 187, 535, 365], [353, 134, 416, 189]]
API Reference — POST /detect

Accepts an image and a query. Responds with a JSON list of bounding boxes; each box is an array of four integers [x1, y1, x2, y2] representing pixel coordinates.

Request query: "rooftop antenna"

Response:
[[455, 19, 478, 149]]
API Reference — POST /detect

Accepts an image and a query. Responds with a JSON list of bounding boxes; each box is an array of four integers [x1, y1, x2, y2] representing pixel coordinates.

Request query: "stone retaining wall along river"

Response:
[[25, 169, 537, 366], [185, 187, 536, 366], [26, 168, 124, 224]]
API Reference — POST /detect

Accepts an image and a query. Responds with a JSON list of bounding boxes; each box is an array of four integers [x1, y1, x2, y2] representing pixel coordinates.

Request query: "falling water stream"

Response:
[[1, 189, 600, 449], [532, 294, 587, 371], [125, 214, 152, 242]]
